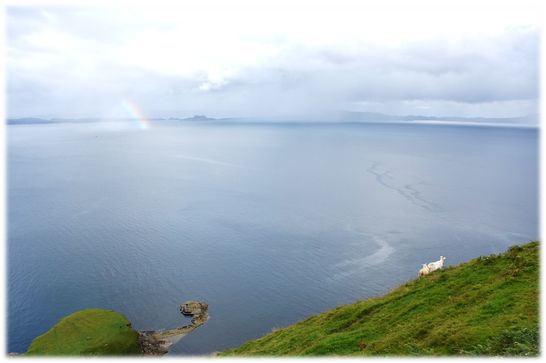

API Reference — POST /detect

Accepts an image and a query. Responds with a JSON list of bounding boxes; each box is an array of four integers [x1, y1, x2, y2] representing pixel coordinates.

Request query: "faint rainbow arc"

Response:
[[121, 100, 152, 129]]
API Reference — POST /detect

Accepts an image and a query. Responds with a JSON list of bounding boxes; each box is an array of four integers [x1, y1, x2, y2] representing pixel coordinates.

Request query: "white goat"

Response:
[[418, 264, 430, 278], [427, 255, 446, 272]]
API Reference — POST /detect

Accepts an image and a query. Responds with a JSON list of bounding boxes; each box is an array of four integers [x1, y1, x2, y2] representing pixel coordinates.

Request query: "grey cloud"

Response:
[[236, 27, 539, 105], [5, 9, 539, 119]]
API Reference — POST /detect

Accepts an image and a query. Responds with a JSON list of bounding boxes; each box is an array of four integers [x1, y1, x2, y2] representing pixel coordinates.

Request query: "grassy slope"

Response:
[[23, 309, 141, 356], [220, 241, 539, 357]]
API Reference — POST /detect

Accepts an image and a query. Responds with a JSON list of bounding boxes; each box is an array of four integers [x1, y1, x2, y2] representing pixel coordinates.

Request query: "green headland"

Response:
[[22, 309, 141, 356], [219, 241, 539, 357]]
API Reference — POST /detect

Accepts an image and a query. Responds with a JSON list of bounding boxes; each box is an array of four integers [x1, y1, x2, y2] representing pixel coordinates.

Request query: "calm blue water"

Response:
[[7, 120, 539, 355]]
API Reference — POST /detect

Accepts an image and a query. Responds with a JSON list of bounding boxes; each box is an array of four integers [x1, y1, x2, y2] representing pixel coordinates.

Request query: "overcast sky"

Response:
[[5, 1, 542, 119]]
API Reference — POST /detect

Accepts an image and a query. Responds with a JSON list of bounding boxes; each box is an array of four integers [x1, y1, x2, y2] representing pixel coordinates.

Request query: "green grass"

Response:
[[23, 309, 141, 356], [219, 241, 539, 357], [465, 324, 539, 356]]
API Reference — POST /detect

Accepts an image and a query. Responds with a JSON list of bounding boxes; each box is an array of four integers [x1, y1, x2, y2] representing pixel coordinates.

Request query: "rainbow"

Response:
[[121, 100, 151, 129]]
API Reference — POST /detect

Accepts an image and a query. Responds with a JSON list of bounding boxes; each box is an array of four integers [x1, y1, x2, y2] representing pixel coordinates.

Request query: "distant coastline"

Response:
[[6, 111, 539, 126]]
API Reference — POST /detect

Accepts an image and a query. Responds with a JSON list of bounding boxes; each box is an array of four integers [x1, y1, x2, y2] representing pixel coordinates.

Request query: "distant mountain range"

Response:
[[6, 117, 167, 125], [6, 115, 228, 125], [6, 111, 539, 125], [168, 115, 217, 121], [315, 110, 539, 124]]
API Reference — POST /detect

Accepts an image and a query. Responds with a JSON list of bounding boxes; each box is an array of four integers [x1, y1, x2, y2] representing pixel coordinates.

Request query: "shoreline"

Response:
[[142, 301, 210, 356], [154, 313, 209, 343]]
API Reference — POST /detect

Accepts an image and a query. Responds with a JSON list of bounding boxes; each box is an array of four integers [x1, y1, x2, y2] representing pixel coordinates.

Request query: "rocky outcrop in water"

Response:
[[154, 301, 209, 340], [180, 301, 209, 322]]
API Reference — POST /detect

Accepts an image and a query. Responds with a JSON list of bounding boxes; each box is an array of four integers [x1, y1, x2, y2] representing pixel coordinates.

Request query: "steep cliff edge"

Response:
[[219, 241, 539, 357]]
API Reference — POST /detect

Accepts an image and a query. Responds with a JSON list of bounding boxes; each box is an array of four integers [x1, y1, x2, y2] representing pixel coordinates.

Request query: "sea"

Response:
[[6, 120, 539, 355]]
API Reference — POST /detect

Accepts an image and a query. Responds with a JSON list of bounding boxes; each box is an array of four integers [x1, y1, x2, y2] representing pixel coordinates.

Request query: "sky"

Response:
[[4, 0, 543, 120]]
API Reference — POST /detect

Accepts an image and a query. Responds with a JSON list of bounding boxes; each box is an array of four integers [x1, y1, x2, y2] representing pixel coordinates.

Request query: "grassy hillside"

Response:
[[23, 309, 141, 356], [220, 241, 539, 357]]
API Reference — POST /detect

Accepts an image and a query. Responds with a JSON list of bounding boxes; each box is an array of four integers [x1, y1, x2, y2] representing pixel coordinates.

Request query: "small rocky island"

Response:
[[158, 301, 209, 338]]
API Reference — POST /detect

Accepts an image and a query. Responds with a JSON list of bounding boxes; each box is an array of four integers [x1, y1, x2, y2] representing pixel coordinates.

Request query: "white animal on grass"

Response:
[[427, 255, 446, 272], [418, 264, 430, 278]]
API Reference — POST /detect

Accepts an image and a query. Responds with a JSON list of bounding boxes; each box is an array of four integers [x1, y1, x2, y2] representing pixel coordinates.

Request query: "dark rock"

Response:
[[139, 331, 168, 357], [180, 301, 209, 316]]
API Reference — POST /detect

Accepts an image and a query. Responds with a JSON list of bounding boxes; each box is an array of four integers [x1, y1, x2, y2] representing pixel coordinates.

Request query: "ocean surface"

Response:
[[7, 120, 539, 355]]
